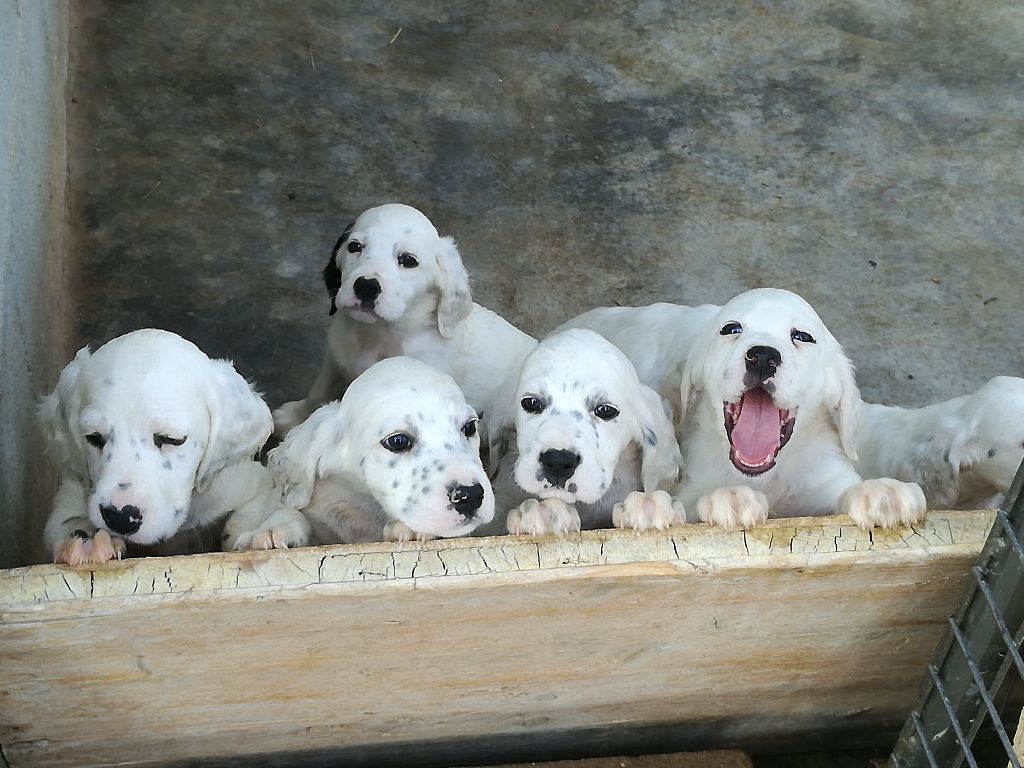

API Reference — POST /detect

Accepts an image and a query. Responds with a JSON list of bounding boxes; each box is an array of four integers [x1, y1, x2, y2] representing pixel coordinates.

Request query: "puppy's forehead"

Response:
[[520, 331, 634, 396], [718, 289, 825, 332], [354, 204, 439, 239]]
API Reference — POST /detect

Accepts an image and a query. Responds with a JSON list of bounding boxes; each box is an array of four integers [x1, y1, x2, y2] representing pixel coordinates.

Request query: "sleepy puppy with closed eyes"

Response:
[[272, 203, 536, 439], [39, 329, 278, 565], [856, 376, 1024, 510], [482, 329, 684, 536], [675, 288, 926, 530], [227, 356, 495, 547]]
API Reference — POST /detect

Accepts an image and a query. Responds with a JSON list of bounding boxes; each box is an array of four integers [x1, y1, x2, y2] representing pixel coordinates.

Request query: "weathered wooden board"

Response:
[[0, 511, 994, 768]]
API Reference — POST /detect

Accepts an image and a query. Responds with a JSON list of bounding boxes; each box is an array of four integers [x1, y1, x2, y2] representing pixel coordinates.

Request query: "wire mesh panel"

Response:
[[890, 461, 1024, 768]]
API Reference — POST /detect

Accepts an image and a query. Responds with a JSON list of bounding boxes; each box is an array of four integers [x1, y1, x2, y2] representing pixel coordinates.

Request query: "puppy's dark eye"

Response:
[[85, 432, 106, 449], [462, 419, 478, 438], [720, 322, 743, 335], [397, 252, 419, 269], [791, 329, 816, 344], [594, 403, 620, 421], [521, 396, 545, 414], [381, 433, 414, 453], [347, 240, 362, 254], [154, 434, 187, 449]]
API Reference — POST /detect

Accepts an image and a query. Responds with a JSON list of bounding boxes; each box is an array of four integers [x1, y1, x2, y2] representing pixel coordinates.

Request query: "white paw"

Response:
[[53, 528, 126, 566], [696, 486, 770, 529], [228, 509, 311, 551], [507, 498, 581, 536], [612, 490, 686, 531], [382, 521, 438, 543], [272, 400, 311, 440], [838, 478, 927, 530]]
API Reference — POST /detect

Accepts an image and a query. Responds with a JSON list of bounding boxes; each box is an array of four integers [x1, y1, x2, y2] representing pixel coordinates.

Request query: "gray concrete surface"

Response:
[[1, 0, 69, 569], [65, 0, 1024, 419]]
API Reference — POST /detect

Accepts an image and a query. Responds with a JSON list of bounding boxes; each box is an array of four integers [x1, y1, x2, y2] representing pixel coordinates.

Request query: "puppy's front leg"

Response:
[[382, 521, 438, 543], [612, 490, 686, 531], [695, 486, 770, 529], [506, 498, 581, 536], [838, 478, 927, 530], [224, 503, 312, 551], [45, 477, 126, 565]]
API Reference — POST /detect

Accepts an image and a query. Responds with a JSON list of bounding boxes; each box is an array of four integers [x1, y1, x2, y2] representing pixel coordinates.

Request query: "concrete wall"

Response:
[[0, 0, 70, 568]]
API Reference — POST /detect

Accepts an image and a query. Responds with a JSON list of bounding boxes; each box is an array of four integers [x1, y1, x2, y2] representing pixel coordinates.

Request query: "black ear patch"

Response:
[[323, 220, 354, 316]]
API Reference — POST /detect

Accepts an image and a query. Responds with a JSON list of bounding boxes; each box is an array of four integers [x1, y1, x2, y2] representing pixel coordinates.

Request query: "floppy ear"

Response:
[[675, 354, 704, 435], [483, 372, 521, 479], [323, 220, 354, 316], [434, 236, 473, 338], [267, 402, 347, 509], [195, 360, 274, 492], [634, 384, 683, 491], [38, 346, 90, 483], [824, 347, 863, 462]]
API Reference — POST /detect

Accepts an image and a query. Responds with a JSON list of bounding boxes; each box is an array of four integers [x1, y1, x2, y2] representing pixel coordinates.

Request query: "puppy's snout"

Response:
[[99, 503, 143, 536], [353, 276, 381, 303], [539, 449, 582, 488], [449, 483, 485, 518], [745, 345, 782, 381]]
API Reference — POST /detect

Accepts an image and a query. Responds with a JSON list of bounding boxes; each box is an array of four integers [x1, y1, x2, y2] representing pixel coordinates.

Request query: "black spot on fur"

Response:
[[324, 221, 354, 315], [389, 458, 398, 468], [118, 482, 131, 490], [943, 451, 951, 463], [72, 529, 90, 540], [359, 457, 366, 468], [421, 485, 431, 495], [988, 448, 997, 458], [641, 426, 658, 447], [444, 443, 453, 451], [134, 452, 141, 461], [571, 410, 584, 421], [568, 482, 577, 494], [392, 480, 399, 489], [162, 459, 172, 470]]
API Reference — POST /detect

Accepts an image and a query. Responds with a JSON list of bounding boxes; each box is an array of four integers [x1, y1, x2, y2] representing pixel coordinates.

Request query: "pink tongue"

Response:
[[730, 388, 782, 465]]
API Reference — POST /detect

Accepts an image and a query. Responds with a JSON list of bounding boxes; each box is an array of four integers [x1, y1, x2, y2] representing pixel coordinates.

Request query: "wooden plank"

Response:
[[0, 511, 994, 768]]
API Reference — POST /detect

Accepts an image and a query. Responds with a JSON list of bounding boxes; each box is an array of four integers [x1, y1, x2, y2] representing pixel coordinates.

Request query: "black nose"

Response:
[[99, 503, 143, 536], [539, 449, 582, 488], [745, 345, 782, 381], [353, 276, 381, 303], [449, 483, 485, 517]]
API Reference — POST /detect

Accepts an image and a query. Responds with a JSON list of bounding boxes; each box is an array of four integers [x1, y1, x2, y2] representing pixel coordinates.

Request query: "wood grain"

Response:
[[0, 511, 994, 767]]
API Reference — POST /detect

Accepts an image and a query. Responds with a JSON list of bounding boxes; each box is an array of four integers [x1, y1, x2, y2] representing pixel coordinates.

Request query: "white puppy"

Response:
[[230, 357, 495, 546], [673, 288, 925, 530], [483, 329, 683, 536], [857, 376, 1024, 510], [39, 329, 277, 565], [272, 203, 536, 438]]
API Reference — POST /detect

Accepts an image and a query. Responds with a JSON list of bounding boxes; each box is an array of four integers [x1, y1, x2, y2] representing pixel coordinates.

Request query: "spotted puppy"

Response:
[[482, 329, 683, 536], [856, 376, 1024, 510], [272, 203, 536, 439], [228, 357, 495, 546], [39, 329, 278, 565]]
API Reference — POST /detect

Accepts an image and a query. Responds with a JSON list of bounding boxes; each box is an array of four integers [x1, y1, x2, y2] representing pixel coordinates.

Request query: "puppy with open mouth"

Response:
[[675, 288, 926, 530]]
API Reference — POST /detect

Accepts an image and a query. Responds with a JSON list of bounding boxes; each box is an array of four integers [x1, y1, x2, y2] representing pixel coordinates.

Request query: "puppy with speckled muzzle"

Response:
[[39, 329, 279, 565], [227, 356, 495, 546], [481, 329, 684, 536]]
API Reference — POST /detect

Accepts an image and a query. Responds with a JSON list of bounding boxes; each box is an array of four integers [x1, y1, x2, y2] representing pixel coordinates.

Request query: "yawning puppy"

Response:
[[857, 376, 1024, 510], [39, 329, 276, 564], [675, 288, 925, 530], [229, 357, 495, 547], [483, 329, 683, 536], [272, 203, 536, 438]]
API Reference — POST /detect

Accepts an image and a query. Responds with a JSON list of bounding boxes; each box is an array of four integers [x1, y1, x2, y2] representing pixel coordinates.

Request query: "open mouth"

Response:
[[723, 387, 796, 476]]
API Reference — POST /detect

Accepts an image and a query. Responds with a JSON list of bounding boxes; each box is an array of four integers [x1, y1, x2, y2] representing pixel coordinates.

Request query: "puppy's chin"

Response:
[[722, 387, 797, 477], [344, 305, 380, 324]]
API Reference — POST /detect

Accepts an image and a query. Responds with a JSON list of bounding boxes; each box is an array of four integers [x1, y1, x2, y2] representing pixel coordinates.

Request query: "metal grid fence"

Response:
[[890, 461, 1024, 768]]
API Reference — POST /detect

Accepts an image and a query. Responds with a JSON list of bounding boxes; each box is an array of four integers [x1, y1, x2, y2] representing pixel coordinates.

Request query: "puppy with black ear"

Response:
[[482, 329, 684, 536], [674, 288, 926, 531], [856, 376, 1024, 510], [228, 357, 495, 547], [39, 329, 283, 565], [272, 203, 536, 439]]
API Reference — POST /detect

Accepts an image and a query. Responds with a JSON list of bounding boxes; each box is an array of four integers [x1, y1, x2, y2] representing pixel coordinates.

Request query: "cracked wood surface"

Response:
[[0, 511, 995, 767]]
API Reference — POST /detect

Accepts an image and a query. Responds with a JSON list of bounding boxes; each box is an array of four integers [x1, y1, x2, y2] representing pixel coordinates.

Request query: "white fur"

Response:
[[38, 329, 276, 564], [857, 376, 1024, 509], [256, 357, 495, 545], [272, 203, 536, 438], [672, 288, 924, 529], [483, 329, 682, 535]]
